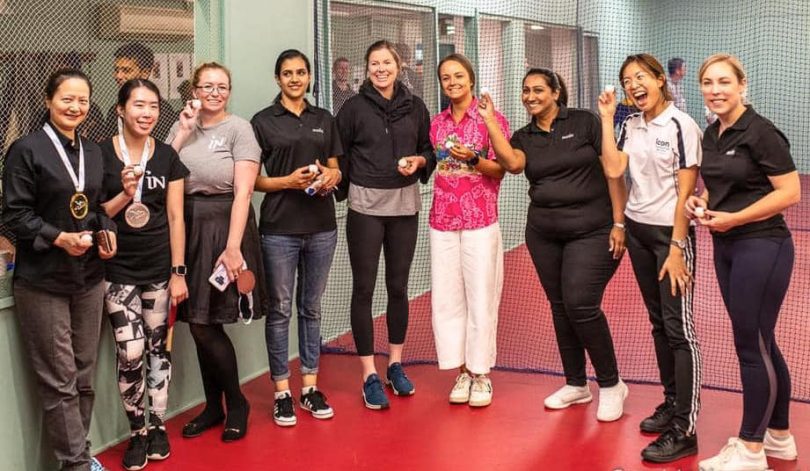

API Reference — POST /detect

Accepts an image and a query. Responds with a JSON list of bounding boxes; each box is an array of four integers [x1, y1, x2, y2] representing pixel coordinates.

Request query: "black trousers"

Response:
[[713, 236, 794, 442], [626, 218, 701, 434], [346, 209, 418, 356], [526, 224, 620, 388]]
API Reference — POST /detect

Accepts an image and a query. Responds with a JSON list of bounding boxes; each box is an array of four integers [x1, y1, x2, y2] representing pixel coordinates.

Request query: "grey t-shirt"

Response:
[[166, 115, 261, 195]]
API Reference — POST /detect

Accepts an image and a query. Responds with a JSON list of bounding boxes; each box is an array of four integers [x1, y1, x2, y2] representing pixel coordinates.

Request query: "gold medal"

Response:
[[124, 202, 150, 228], [69, 192, 89, 220]]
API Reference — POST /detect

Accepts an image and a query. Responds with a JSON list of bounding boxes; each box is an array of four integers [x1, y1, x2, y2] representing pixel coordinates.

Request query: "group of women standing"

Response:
[[1, 41, 799, 471]]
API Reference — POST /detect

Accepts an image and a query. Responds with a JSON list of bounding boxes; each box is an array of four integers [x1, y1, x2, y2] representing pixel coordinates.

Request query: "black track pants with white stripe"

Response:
[[626, 218, 702, 435]]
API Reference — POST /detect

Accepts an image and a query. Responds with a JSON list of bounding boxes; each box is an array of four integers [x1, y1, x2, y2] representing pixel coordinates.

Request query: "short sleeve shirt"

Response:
[[617, 103, 702, 226], [701, 106, 795, 239], [429, 98, 510, 231], [166, 115, 261, 195], [100, 139, 189, 284], [251, 100, 343, 235], [511, 106, 612, 235]]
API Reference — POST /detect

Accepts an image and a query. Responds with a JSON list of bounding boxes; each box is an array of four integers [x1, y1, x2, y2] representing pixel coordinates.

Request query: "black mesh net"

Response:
[[0, 0, 197, 297], [314, 0, 810, 402]]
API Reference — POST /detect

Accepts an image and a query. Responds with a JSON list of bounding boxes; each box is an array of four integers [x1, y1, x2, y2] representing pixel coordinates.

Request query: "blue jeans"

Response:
[[261, 230, 337, 381]]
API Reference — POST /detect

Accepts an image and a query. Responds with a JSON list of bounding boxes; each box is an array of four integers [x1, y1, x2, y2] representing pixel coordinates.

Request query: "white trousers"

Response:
[[430, 222, 504, 374]]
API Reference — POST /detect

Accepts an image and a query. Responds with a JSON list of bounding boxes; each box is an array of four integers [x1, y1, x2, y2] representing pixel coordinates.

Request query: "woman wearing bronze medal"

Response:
[[99, 79, 189, 470], [2, 68, 116, 471], [167, 62, 268, 442]]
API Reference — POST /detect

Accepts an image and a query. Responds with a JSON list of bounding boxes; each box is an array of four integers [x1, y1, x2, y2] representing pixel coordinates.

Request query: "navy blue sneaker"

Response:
[[362, 373, 390, 410], [386, 362, 415, 396]]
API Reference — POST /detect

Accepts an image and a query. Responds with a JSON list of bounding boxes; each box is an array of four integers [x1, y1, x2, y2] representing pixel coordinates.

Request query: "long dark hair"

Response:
[[523, 68, 568, 106]]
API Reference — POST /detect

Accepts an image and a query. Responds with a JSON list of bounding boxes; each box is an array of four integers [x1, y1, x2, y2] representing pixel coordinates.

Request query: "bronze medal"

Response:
[[69, 192, 89, 220], [124, 202, 150, 228]]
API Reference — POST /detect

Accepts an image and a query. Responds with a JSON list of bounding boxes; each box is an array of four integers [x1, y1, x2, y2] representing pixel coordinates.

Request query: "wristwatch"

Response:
[[467, 150, 481, 167], [670, 238, 687, 250], [171, 265, 188, 276]]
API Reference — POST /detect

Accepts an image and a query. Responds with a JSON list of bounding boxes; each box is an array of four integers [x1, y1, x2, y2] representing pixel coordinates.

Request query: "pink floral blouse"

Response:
[[429, 98, 511, 231]]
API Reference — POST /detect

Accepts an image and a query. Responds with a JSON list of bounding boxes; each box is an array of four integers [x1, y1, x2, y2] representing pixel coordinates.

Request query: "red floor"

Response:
[[98, 354, 809, 471]]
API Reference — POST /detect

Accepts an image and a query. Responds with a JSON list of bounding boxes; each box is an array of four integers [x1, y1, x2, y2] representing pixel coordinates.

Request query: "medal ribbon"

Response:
[[43, 123, 84, 193], [118, 132, 151, 204]]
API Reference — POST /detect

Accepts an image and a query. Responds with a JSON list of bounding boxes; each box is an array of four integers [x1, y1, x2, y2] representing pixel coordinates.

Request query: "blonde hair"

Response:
[[698, 54, 746, 83], [192, 62, 232, 87]]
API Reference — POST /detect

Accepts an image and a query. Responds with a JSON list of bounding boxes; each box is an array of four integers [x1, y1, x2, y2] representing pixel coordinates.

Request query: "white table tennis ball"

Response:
[[694, 206, 705, 218], [80, 234, 93, 246], [308, 164, 319, 174], [132, 165, 144, 177], [480, 87, 491, 96], [445, 140, 456, 150], [604, 85, 615, 94], [191, 99, 202, 110], [398, 158, 408, 168]]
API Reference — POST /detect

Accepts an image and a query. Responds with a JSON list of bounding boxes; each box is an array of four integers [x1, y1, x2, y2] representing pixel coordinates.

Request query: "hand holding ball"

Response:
[[398, 158, 408, 169], [694, 206, 705, 218], [191, 99, 202, 110], [132, 165, 144, 177], [79, 234, 93, 247], [604, 85, 615, 94], [307, 164, 320, 175]]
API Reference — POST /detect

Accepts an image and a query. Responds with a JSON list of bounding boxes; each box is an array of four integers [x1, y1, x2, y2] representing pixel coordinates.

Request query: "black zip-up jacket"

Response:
[[335, 80, 435, 200]]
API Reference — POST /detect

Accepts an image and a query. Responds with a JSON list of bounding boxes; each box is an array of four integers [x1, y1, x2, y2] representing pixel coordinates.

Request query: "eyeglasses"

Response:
[[196, 84, 231, 94]]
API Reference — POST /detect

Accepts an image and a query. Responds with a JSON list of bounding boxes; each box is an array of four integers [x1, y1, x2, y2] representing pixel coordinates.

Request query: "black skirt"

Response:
[[179, 194, 269, 324]]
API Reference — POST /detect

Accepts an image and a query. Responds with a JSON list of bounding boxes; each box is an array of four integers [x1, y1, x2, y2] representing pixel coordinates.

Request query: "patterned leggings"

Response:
[[104, 281, 172, 431]]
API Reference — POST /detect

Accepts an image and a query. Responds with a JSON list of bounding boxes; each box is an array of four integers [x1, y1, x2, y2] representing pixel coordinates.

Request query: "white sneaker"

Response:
[[698, 437, 768, 471], [449, 372, 473, 404], [544, 384, 593, 410], [468, 375, 492, 407], [763, 430, 798, 461], [596, 379, 628, 422]]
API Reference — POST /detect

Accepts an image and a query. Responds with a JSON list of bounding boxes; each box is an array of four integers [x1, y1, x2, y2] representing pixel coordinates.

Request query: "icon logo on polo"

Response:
[[312, 128, 324, 134], [655, 138, 670, 154], [562, 133, 575, 140], [726, 149, 736, 156]]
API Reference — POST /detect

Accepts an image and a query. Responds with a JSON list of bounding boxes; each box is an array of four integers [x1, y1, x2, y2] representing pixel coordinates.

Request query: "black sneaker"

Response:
[[146, 426, 170, 460], [640, 397, 676, 433], [300, 389, 335, 420], [122, 433, 148, 471], [641, 423, 698, 463], [273, 393, 297, 427]]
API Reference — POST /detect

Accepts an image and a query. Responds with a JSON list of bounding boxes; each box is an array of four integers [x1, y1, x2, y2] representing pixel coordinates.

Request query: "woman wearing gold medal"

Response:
[[99, 79, 189, 470], [2, 68, 116, 471]]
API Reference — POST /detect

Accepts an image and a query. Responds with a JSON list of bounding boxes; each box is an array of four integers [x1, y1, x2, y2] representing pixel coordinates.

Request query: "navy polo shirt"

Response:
[[251, 99, 343, 235], [510, 105, 612, 235], [701, 106, 796, 239]]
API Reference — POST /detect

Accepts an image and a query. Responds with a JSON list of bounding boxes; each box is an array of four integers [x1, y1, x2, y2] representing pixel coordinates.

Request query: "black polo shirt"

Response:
[[701, 106, 795, 239], [251, 99, 342, 235], [2, 125, 114, 294], [510, 106, 612, 235]]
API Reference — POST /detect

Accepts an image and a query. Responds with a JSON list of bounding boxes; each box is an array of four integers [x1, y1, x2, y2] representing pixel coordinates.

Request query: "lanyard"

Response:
[[43, 123, 84, 192], [118, 132, 151, 203]]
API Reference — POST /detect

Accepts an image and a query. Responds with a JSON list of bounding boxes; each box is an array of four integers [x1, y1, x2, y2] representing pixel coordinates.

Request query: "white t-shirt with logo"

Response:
[[617, 103, 702, 226]]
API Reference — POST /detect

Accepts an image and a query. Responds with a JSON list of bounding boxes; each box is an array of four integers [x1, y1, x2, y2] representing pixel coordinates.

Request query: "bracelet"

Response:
[[613, 222, 626, 230]]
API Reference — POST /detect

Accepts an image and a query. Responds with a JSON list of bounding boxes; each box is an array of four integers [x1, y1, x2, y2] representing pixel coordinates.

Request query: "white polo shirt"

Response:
[[617, 103, 702, 226]]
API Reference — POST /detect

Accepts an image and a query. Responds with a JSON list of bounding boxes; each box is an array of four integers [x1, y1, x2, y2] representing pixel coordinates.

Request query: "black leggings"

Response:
[[188, 324, 246, 414], [346, 209, 418, 356], [526, 224, 620, 388], [626, 218, 701, 435], [713, 236, 794, 441]]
